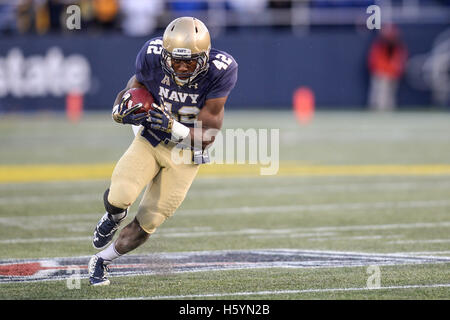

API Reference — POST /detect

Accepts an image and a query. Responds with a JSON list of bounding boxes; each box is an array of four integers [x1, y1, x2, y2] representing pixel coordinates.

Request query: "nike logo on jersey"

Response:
[[158, 86, 199, 104]]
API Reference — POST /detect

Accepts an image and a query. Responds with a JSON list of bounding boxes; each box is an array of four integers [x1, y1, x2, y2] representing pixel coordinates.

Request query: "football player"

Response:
[[88, 17, 238, 285]]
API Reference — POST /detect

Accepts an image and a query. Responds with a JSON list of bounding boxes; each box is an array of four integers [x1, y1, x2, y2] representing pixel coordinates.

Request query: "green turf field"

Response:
[[0, 110, 449, 300]]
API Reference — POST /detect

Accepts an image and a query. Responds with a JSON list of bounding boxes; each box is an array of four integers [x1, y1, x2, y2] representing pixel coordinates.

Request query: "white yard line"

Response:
[[2, 199, 450, 231], [1, 221, 449, 244], [0, 236, 91, 244], [117, 283, 450, 300], [0, 180, 107, 191], [248, 222, 450, 241], [2, 180, 450, 204], [179, 199, 450, 216], [188, 181, 450, 198], [391, 251, 450, 255], [388, 239, 450, 244], [306, 235, 403, 242], [0, 194, 99, 205]]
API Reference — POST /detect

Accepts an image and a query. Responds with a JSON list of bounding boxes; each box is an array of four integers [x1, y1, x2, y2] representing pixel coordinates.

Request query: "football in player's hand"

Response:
[[125, 88, 154, 114]]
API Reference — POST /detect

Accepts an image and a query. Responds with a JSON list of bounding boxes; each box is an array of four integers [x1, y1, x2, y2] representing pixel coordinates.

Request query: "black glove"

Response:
[[112, 92, 149, 125], [143, 103, 174, 133]]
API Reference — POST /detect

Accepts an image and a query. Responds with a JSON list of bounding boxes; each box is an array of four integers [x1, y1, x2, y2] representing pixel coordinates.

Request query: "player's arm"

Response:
[[189, 96, 226, 150], [112, 75, 145, 108], [112, 75, 147, 125]]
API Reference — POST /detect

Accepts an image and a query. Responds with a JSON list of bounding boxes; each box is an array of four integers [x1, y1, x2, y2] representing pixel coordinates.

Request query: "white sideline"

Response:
[[117, 283, 450, 300]]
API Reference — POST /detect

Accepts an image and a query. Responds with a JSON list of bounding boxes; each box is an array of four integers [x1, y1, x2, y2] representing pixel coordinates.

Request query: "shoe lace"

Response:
[[98, 217, 118, 237]]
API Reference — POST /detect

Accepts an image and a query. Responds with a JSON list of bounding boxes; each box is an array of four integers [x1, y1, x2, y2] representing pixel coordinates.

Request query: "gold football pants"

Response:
[[107, 133, 199, 234]]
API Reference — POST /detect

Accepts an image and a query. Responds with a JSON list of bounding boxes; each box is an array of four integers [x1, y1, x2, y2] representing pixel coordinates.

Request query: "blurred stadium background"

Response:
[[1, 0, 450, 300], [0, 0, 449, 111]]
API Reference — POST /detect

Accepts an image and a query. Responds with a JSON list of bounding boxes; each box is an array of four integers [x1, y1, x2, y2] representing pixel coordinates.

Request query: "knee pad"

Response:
[[103, 188, 127, 215]]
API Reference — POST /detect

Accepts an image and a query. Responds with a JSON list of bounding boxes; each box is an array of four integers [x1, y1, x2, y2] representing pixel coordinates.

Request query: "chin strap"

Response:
[[174, 77, 189, 86]]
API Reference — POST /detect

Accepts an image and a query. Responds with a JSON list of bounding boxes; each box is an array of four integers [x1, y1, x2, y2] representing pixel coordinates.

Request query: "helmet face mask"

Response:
[[161, 17, 211, 85], [161, 50, 209, 83]]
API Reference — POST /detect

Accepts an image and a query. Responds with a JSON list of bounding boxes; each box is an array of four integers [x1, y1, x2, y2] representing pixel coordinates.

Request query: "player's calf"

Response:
[[114, 218, 150, 254]]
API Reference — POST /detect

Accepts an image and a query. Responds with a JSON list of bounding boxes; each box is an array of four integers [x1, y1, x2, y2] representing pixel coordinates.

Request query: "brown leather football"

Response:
[[125, 87, 154, 114]]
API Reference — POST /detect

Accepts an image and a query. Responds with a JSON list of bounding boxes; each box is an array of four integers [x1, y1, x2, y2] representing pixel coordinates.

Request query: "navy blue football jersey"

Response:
[[135, 37, 238, 148]]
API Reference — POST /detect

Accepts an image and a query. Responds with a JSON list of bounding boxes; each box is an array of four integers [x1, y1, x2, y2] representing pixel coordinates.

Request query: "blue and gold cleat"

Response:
[[88, 255, 110, 286], [92, 212, 126, 250]]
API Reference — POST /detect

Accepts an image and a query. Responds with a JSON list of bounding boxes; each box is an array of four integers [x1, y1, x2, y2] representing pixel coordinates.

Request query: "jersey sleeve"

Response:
[[206, 59, 238, 100], [135, 40, 151, 83]]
